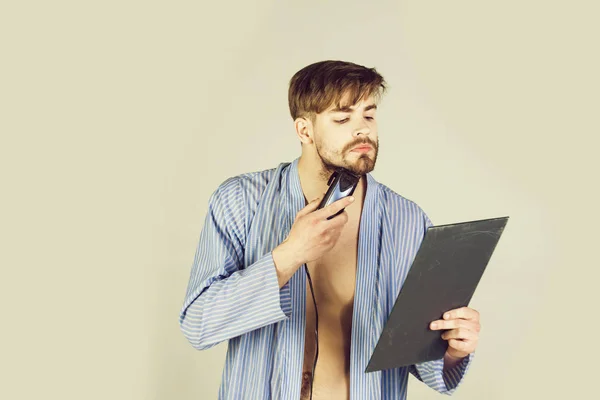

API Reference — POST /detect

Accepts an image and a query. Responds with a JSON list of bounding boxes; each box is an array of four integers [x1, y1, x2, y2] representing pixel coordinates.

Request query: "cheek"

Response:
[[317, 126, 346, 151], [369, 120, 378, 134], [322, 139, 345, 155]]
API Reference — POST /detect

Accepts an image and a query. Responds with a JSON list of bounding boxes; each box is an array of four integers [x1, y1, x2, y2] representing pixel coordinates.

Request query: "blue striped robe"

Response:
[[179, 157, 473, 399]]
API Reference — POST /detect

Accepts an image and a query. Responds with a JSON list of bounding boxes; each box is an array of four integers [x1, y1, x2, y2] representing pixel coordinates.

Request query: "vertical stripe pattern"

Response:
[[179, 158, 473, 399]]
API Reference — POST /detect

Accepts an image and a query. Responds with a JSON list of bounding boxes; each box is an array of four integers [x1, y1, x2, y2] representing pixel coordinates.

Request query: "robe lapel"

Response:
[[350, 172, 383, 400], [271, 158, 307, 399]]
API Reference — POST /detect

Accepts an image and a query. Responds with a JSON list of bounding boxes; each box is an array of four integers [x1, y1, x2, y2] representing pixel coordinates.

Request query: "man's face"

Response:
[[311, 94, 379, 176]]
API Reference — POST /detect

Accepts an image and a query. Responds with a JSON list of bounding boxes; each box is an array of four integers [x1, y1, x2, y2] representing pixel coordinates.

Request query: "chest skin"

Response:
[[300, 205, 362, 400]]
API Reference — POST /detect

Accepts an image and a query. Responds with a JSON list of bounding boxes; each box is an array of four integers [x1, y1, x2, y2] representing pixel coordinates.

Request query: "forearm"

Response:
[[179, 252, 292, 350], [272, 240, 303, 288]]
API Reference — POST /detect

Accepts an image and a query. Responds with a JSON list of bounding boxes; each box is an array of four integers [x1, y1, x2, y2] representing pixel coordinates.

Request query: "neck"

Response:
[[297, 154, 367, 207]]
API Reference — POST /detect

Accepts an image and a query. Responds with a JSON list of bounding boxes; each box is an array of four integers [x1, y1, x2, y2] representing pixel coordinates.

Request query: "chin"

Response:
[[344, 155, 376, 175], [319, 152, 377, 177]]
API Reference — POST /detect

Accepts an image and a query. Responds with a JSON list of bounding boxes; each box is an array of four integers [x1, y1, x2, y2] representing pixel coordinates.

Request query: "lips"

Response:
[[351, 144, 373, 152]]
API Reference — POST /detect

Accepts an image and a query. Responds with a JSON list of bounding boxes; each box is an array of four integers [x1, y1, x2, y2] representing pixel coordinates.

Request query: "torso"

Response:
[[300, 202, 362, 400]]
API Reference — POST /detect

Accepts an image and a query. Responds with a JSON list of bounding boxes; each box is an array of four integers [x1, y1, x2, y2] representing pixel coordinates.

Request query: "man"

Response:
[[179, 60, 480, 399]]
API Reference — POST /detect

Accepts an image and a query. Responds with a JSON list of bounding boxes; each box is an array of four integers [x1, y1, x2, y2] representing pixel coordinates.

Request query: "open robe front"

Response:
[[179, 157, 473, 399]]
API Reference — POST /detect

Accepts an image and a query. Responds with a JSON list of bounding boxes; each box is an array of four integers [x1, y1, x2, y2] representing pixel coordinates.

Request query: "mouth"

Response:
[[350, 145, 373, 153]]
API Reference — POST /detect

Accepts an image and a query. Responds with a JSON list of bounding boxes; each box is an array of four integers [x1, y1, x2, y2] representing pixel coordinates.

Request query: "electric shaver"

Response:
[[317, 168, 360, 220]]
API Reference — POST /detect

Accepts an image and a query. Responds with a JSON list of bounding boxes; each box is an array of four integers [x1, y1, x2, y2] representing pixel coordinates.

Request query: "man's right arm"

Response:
[[272, 239, 303, 288], [178, 178, 292, 351]]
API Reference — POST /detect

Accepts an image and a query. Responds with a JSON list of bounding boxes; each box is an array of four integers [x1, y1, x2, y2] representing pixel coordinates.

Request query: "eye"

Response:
[[365, 116, 374, 120], [335, 118, 349, 124]]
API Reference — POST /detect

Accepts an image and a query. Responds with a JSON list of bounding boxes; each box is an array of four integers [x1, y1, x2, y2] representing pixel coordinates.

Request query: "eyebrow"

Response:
[[329, 104, 378, 113]]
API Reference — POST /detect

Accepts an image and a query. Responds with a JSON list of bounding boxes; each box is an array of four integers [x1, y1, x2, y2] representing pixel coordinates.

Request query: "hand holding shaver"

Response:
[[317, 168, 360, 219]]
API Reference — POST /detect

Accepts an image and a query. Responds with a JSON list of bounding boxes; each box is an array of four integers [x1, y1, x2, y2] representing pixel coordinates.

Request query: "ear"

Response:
[[294, 116, 313, 145]]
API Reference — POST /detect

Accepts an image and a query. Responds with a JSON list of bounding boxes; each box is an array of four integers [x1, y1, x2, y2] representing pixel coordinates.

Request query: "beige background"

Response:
[[1, 1, 598, 399]]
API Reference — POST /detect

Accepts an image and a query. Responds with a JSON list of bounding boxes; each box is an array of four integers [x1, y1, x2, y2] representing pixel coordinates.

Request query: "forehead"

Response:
[[325, 93, 377, 113]]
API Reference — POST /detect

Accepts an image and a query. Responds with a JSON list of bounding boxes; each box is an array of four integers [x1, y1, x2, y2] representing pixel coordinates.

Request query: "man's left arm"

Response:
[[409, 306, 479, 395], [409, 213, 479, 394]]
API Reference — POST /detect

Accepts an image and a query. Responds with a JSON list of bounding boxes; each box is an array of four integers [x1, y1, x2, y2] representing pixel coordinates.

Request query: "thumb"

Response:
[[297, 197, 321, 218]]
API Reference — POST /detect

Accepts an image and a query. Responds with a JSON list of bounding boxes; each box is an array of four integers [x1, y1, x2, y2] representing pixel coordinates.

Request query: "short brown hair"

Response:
[[288, 60, 387, 121]]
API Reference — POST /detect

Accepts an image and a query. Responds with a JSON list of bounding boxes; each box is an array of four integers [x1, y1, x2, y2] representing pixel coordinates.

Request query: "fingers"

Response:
[[430, 318, 480, 332], [443, 307, 479, 321], [323, 209, 349, 229], [441, 327, 478, 341], [314, 196, 355, 220], [436, 308, 481, 357], [447, 339, 475, 353], [296, 197, 322, 218]]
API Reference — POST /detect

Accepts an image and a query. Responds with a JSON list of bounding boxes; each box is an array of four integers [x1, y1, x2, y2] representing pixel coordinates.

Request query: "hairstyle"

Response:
[[288, 60, 387, 122]]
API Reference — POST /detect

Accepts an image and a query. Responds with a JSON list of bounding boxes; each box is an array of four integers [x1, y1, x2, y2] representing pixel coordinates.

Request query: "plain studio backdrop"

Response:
[[1, 1, 598, 399]]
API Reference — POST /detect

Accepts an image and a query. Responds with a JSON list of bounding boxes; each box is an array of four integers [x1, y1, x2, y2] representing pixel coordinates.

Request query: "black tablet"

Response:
[[365, 216, 509, 373]]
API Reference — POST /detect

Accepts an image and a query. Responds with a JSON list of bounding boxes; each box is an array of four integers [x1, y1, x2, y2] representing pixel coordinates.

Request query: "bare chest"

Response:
[[300, 216, 361, 400]]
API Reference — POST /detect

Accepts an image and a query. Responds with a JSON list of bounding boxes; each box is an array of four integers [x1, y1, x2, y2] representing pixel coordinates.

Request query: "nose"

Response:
[[353, 117, 371, 137]]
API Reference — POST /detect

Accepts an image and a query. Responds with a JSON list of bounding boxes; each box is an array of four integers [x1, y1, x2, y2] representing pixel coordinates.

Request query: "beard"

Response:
[[314, 136, 379, 179]]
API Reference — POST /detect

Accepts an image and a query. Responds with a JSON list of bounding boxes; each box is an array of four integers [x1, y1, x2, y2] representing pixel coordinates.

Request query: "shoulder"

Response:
[[236, 167, 279, 205], [213, 166, 277, 201], [209, 165, 280, 216]]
